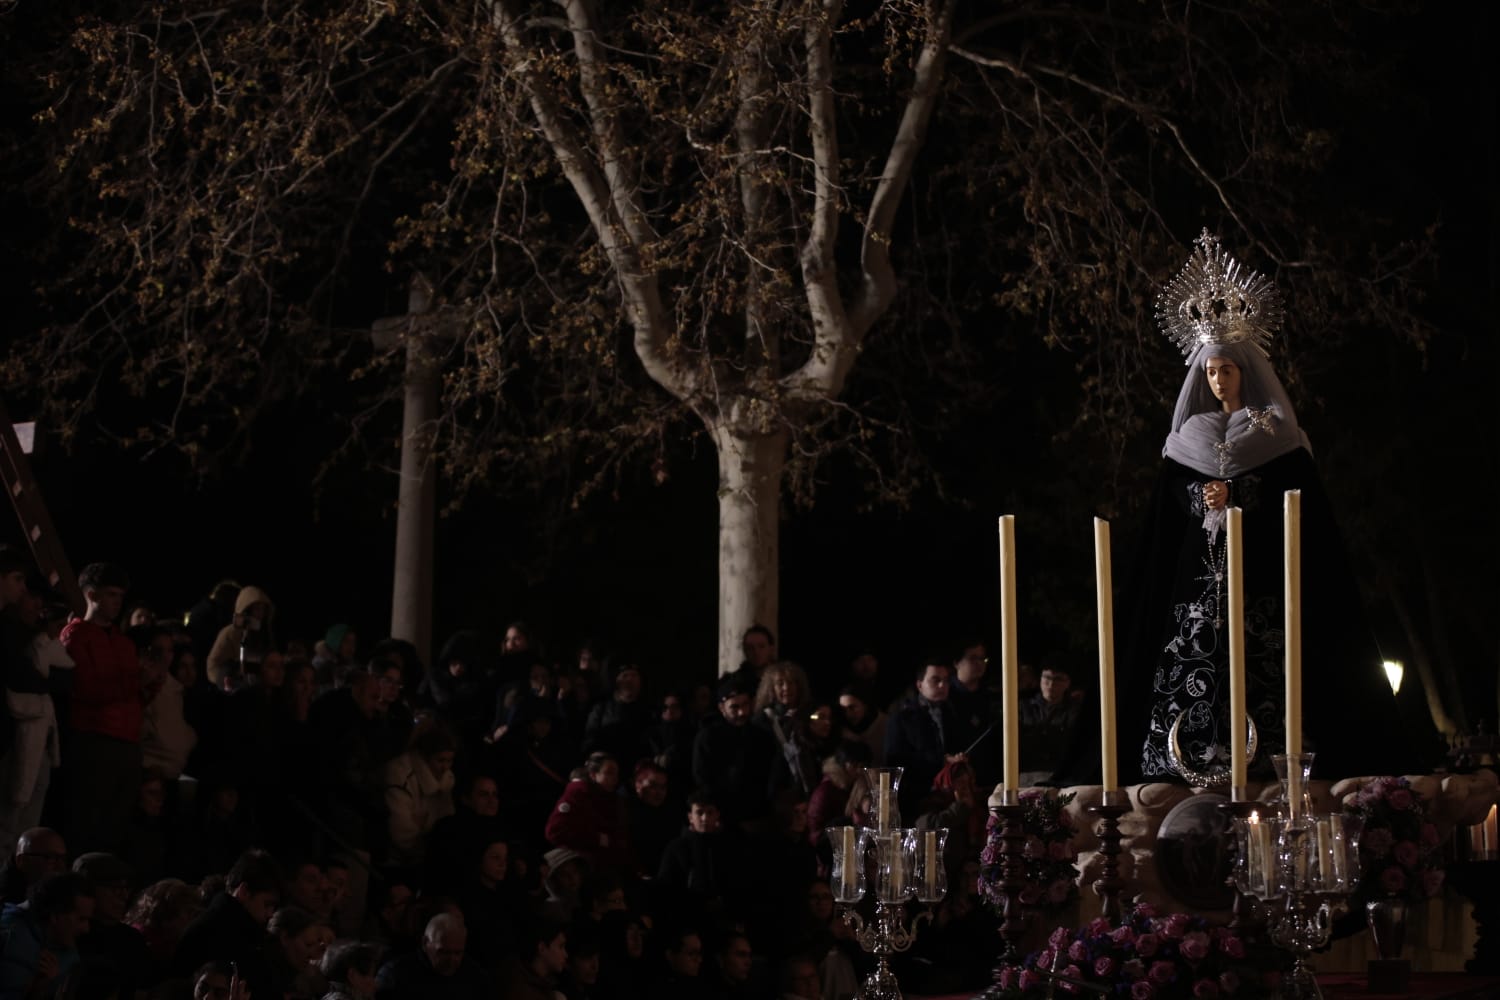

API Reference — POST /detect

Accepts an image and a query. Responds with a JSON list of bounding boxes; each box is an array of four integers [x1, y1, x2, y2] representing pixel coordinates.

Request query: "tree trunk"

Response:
[[711, 419, 786, 675]]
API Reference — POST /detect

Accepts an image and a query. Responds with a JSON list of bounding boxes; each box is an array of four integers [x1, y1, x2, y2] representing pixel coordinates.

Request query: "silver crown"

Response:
[[1156, 230, 1283, 362]]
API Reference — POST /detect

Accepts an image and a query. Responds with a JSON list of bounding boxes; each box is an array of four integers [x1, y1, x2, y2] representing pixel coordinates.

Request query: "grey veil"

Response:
[[1161, 341, 1309, 479]]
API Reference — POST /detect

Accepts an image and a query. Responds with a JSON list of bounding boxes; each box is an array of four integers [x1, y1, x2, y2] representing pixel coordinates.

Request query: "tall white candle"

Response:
[[1093, 518, 1118, 793], [889, 832, 904, 897], [878, 772, 891, 833], [1227, 507, 1247, 795], [1329, 814, 1347, 885], [1284, 490, 1303, 758], [999, 515, 1020, 794], [924, 830, 938, 897], [841, 826, 857, 895], [1246, 810, 1263, 894]]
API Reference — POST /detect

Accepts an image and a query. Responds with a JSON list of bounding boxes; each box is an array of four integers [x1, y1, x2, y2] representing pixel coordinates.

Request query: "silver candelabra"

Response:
[[828, 767, 949, 1000]]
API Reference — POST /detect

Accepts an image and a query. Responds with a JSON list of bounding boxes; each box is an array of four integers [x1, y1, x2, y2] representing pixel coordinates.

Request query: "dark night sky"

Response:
[[2, 4, 1496, 712]]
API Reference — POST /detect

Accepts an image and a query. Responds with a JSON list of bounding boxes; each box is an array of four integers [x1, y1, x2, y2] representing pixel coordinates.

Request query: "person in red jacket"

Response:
[[60, 562, 143, 855], [543, 752, 635, 874]]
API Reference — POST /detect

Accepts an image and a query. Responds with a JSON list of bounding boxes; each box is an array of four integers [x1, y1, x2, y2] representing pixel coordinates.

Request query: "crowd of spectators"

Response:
[[0, 548, 1081, 999]]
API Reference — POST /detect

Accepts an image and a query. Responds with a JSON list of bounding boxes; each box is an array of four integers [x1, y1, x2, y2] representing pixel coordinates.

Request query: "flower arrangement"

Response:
[[978, 788, 1079, 914], [992, 903, 1274, 998], [1343, 776, 1444, 903]]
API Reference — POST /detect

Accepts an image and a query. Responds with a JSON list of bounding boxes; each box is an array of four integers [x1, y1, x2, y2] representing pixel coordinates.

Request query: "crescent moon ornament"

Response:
[[1166, 710, 1259, 787]]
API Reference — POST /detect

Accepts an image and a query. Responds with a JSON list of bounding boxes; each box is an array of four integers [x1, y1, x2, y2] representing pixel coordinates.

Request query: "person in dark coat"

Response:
[[884, 660, 976, 818], [690, 678, 776, 829], [374, 912, 491, 1000], [171, 850, 281, 1000]]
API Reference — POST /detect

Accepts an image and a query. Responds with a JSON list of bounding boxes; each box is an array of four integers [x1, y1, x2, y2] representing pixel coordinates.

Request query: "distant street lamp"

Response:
[[1383, 659, 1404, 695]]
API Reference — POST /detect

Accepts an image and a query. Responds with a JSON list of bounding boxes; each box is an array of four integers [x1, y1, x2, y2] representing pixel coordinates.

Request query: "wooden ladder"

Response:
[[0, 397, 86, 615]]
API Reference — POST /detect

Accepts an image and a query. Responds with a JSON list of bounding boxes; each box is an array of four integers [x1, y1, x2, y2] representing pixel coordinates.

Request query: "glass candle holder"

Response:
[[1233, 811, 1283, 900], [914, 828, 948, 903], [875, 828, 915, 903], [1271, 752, 1316, 819], [867, 767, 904, 834], [828, 824, 868, 904]]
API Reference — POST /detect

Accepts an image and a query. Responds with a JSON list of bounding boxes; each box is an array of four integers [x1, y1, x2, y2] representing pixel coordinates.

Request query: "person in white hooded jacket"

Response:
[[1, 587, 74, 859]]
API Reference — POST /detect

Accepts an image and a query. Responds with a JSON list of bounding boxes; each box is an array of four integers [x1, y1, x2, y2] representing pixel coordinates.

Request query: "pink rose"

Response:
[[1049, 840, 1072, 861], [1388, 788, 1413, 810], [1180, 931, 1210, 961], [1423, 869, 1446, 897], [1095, 956, 1117, 978], [1380, 866, 1408, 894], [1019, 969, 1041, 991], [1111, 925, 1137, 946], [1220, 935, 1246, 959], [998, 968, 1016, 990], [1161, 913, 1191, 938], [1037, 949, 1055, 971], [1193, 978, 1220, 998], [1393, 841, 1420, 867], [1218, 971, 1241, 994], [1069, 941, 1090, 963], [1062, 966, 1083, 991], [1149, 960, 1176, 986], [1363, 828, 1394, 857], [1135, 902, 1158, 918], [1050, 926, 1072, 948], [1130, 983, 1156, 1000], [1087, 917, 1113, 937], [1136, 933, 1161, 958]]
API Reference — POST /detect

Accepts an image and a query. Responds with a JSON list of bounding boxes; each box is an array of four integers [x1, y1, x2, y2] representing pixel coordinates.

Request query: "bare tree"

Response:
[[5, 0, 1459, 689]]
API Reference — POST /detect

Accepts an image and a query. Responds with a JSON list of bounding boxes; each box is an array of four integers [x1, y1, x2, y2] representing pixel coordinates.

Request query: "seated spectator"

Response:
[[319, 939, 383, 1000], [710, 931, 768, 1000], [189, 960, 248, 1000], [266, 905, 333, 1000], [425, 773, 512, 896], [885, 658, 977, 818], [584, 663, 651, 764], [691, 677, 776, 829], [308, 670, 387, 854], [558, 923, 601, 1000], [624, 761, 680, 876], [544, 753, 632, 874], [454, 838, 522, 971], [649, 927, 711, 1000], [384, 717, 457, 866], [0, 871, 95, 999], [776, 955, 824, 1000], [490, 696, 572, 847], [125, 878, 203, 983], [644, 692, 696, 791], [72, 852, 151, 999], [1018, 665, 1081, 784], [494, 919, 569, 1000], [807, 741, 871, 849], [0, 828, 68, 907], [836, 682, 887, 767], [655, 791, 746, 923], [374, 912, 491, 1000], [538, 847, 590, 925], [116, 769, 169, 889], [594, 910, 647, 1000], [172, 849, 280, 1000], [790, 882, 858, 1000]]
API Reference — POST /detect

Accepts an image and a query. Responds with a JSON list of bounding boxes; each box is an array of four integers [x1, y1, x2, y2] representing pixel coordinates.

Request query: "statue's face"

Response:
[[1205, 356, 1242, 408]]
